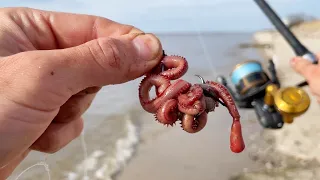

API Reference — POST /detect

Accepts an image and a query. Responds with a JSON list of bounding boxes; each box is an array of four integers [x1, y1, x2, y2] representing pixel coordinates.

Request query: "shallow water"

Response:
[[8, 32, 264, 180]]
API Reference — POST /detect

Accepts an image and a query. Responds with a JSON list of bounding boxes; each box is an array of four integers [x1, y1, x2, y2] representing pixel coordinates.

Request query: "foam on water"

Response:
[[64, 115, 140, 180], [8, 104, 142, 180]]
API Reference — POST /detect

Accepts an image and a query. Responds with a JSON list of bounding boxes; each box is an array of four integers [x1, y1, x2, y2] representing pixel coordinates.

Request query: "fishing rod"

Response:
[[253, 0, 318, 87]]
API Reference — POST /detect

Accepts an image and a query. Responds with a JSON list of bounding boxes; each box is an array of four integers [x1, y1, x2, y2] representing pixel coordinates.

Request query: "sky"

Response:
[[1, 0, 320, 33]]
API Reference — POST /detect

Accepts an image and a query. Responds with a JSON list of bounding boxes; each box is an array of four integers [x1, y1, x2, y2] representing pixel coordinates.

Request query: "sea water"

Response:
[[7, 32, 263, 180]]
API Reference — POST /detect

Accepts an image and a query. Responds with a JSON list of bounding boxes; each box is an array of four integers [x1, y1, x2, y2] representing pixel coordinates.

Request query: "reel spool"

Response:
[[230, 60, 269, 95]]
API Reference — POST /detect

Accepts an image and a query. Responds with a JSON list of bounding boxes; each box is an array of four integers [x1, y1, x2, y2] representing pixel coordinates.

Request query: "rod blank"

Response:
[[253, 0, 309, 56]]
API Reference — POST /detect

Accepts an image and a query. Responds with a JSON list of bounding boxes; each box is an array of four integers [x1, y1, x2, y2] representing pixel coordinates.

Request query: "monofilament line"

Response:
[[177, 0, 218, 79], [80, 131, 89, 179], [14, 161, 51, 180]]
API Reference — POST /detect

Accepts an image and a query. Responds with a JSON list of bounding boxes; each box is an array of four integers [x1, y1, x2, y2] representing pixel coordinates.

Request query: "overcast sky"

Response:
[[1, 0, 320, 32]]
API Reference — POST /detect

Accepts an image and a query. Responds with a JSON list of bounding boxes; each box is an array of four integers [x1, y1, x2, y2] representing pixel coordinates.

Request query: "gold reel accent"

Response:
[[264, 84, 311, 124]]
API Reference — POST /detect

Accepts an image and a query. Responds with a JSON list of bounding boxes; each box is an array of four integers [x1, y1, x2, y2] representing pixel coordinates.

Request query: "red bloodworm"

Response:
[[139, 55, 193, 124], [139, 76, 191, 113], [178, 96, 206, 115], [181, 111, 208, 133], [139, 53, 244, 153], [177, 85, 206, 116], [205, 81, 245, 153], [148, 55, 189, 96], [178, 86, 207, 133], [155, 99, 179, 126], [178, 84, 204, 107], [159, 55, 189, 80]]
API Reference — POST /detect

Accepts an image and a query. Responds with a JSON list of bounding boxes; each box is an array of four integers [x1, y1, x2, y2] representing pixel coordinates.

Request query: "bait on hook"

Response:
[[195, 75, 226, 107]]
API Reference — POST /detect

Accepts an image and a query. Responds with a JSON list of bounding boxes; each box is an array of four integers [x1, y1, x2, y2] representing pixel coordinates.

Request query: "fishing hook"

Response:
[[195, 75, 226, 107]]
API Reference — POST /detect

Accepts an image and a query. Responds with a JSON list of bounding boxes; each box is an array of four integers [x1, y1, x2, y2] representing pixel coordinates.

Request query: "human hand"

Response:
[[290, 55, 320, 102], [0, 7, 163, 178]]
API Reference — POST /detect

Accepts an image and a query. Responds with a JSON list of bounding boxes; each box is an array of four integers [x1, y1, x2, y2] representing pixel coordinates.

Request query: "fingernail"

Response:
[[132, 33, 161, 61]]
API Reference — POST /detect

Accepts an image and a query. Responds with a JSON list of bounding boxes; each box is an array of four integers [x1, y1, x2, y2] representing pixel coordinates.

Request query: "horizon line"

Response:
[[151, 29, 270, 35]]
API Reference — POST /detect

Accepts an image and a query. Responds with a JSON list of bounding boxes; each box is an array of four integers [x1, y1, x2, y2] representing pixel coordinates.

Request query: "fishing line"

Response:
[[80, 131, 89, 179], [175, 0, 221, 79], [14, 161, 51, 180], [176, 0, 249, 78]]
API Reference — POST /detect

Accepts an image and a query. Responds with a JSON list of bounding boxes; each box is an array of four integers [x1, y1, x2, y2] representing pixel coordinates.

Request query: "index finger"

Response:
[[3, 7, 143, 49]]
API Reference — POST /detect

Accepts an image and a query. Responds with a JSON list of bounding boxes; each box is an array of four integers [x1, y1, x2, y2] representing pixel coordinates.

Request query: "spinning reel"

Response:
[[213, 0, 317, 129], [216, 60, 310, 129]]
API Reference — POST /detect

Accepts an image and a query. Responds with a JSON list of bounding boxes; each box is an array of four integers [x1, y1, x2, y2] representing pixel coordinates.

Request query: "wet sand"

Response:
[[116, 105, 265, 180]]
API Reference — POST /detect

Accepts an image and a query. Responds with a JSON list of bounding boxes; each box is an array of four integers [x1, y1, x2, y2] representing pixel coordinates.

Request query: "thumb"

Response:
[[57, 32, 163, 91], [290, 56, 317, 79], [6, 33, 163, 95]]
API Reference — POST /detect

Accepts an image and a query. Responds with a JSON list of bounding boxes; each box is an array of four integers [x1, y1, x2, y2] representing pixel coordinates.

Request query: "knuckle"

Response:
[[88, 38, 125, 71], [102, 38, 123, 69]]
